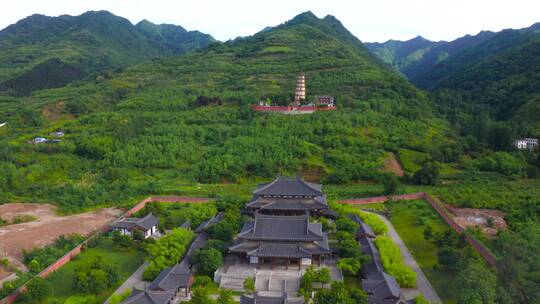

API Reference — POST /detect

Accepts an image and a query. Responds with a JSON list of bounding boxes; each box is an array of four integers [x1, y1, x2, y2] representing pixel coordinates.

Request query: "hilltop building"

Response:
[[252, 72, 336, 114], [110, 213, 159, 239], [245, 176, 329, 216], [515, 138, 538, 150]]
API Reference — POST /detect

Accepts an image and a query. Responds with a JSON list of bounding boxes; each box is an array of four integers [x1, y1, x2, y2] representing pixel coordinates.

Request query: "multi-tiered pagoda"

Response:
[[252, 72, 336, 114]]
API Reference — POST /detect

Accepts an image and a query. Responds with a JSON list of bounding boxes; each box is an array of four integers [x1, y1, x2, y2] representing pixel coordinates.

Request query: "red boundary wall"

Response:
[[339, 192, 498, 268], [250, 105, 336, 112], [0, 196, 212, 304]]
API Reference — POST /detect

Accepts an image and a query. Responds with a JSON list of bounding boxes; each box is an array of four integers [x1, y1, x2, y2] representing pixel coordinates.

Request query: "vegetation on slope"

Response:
[[0, 10, 214, 95], [0, 11, 451, 211]]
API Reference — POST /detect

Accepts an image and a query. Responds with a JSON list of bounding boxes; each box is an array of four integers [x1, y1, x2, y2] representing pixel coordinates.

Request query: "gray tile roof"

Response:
[[244, 241, 331, 258], [122, 287, 174, 304], [246, 196, 328, 211], [362, 272, 401, 300], [194, 212, 224, 233], [148, 264, 192, 291], [349, 214, 376, 238], [253, 177, 322, 197], [111, 213, 159, 231], [238, 213, 324, 241]]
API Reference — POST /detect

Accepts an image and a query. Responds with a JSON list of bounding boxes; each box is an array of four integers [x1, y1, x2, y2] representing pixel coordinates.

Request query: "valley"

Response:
[[0, 7, 538, 304]]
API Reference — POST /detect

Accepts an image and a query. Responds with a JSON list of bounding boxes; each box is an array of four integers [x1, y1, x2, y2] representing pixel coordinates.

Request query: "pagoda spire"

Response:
[[294, 72, 306, 106]]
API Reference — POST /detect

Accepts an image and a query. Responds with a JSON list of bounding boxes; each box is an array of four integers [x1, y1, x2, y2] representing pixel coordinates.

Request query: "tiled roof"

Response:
[[246, 196, 328, 211], [122, 287, 174, 304], [349, 214, 376, 238], [148, 264, 192, 291], [245, 241, 331, 258], [238, 213, 324, 241], [111, 213, 159, 231], [362, 272, 401, 300], [253, 177, 322, 197]]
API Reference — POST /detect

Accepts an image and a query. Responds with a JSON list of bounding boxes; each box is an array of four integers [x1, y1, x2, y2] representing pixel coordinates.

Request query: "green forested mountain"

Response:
[[367, 23, 540, 135], [0, 10, 214, 95], [365, 35, 438, 72], [366, 23, 540, 86], [0, 11, 452, 210]]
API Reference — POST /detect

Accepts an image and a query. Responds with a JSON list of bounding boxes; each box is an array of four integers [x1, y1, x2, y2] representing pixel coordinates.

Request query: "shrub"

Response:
[[143, 228, 194, 280], [25, 277, 50, 301], [375, 236, 416, 288], [190, 248, 223, 276], [336, 217, 360, 234], [243, 277, 255, 293], [337, 257, 362, 276]]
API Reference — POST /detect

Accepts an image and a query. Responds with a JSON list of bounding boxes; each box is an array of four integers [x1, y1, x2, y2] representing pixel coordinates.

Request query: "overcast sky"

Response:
[[1, 0, 539, 42]]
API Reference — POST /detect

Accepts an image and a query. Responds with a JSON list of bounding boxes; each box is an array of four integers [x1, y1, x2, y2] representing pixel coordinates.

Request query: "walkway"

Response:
[[104, 261, 149, 304], [374, 213, 442, 303]]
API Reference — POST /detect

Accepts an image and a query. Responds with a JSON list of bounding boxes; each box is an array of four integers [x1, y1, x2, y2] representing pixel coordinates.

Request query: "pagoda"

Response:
[[293, 72, 306, 107]]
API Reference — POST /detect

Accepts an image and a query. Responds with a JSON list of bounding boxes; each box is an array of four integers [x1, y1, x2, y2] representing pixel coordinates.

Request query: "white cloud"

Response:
[[0, 0, 538, 42]]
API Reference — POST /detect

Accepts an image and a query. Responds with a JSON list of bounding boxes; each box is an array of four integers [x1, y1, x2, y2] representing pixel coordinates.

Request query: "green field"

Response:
[[20, 237, 145, 304], [385, 200, 458, 304]]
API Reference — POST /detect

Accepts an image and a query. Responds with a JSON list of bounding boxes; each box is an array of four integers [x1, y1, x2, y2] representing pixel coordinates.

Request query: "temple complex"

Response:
[[252, 72, 336, 114]]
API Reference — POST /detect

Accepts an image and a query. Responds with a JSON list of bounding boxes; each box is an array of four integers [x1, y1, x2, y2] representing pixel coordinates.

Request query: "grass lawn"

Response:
[[387, 200, 458, 304], [20, 237, 145, 304]]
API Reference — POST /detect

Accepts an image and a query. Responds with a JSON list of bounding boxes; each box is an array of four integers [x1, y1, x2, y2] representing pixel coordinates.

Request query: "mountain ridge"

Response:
[[0, 10, 214, 95]]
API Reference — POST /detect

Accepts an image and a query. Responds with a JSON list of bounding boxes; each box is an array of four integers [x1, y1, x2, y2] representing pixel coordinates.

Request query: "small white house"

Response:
[[33, 137, 48, 144], [110, 213, 159, 239], [515, 138, 539, 150]]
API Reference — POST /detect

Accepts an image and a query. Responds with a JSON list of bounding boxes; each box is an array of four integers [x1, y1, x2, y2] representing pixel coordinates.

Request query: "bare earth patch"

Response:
[[445, 204, 507, 237], [0, 203, 123, 265], [382, 152, 404, 177]]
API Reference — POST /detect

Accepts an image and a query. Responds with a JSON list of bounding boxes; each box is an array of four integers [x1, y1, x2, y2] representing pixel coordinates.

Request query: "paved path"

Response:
[[104, 261, 149, 304], [375, 213, 442, 304]]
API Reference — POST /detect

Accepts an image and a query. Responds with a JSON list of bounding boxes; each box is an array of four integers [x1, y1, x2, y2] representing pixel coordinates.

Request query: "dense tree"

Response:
[[413, 161, 441, 185], [143, 228, 194, 280], [217, 289, 235, 304], [25, 277, 50, 301], [73, 255, 120, 293], [189, 287, 213, 304], [336, 217, 360, 234], [457, 262, 497, 304], [314, 281, 367, 304], [337, 257, 362, 276], [190, 248, 223, 276], [381, 173, 400, 195]]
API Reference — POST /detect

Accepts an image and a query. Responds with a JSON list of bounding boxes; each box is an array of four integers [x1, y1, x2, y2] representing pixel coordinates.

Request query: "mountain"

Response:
[[365, 35, 439, 71], [366, 23, 540, 86], [0, 10, 214, 95], [0, 11, 451, 202], [367, 23, 540, 133], [433, 34, 540, 132]]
